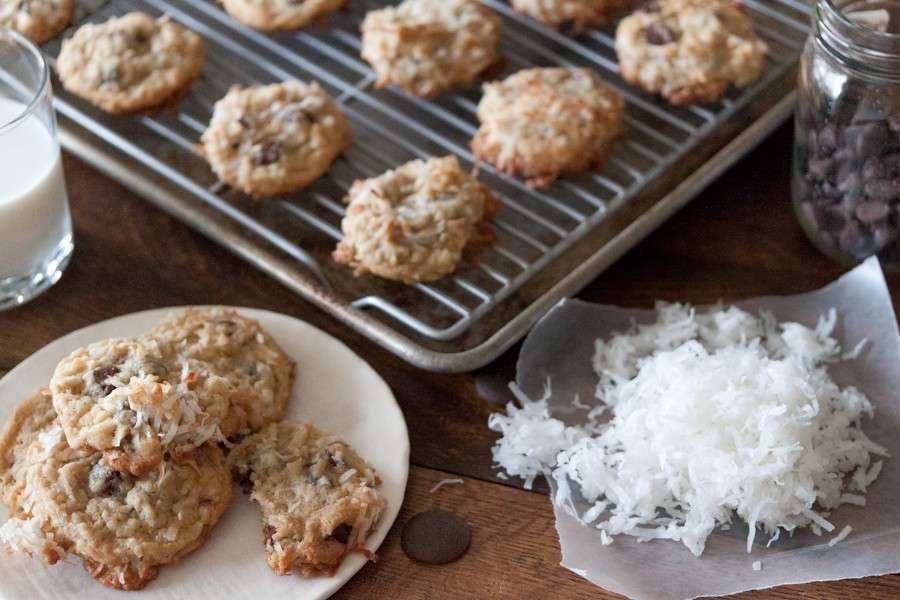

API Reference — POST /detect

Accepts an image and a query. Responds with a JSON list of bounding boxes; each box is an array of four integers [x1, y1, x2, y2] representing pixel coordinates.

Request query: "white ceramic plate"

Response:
[[0, 307, 410, 600]]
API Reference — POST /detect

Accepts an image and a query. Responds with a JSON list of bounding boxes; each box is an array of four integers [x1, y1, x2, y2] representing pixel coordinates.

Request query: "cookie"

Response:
[[228, 421, 385, 577], [360, 0, 502, 98], [146, 307, 295, 436], [615, 0, 767, 105], [332, 155, 499, 283], [471, 67, 623, 188], [56, 12, 204, 114], [200, 81, 351, 199], [221, 0, 346, 31], [0, 397, 231, 591], [511, 0, 632, 30], [0, 0, 74, 44], [48, 336, 232, 476], [0, 391, 57, 506]]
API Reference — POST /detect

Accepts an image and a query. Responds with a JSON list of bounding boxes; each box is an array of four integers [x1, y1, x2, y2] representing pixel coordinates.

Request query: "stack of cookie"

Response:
[[0, 308, 386, 590]]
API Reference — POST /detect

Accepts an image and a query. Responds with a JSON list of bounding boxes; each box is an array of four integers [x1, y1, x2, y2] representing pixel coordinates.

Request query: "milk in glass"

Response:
[[0, 97, 71, 280]]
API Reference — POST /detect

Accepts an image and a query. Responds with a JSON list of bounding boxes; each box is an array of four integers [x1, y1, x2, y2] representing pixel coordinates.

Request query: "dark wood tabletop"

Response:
[[2, 122, 898, 599]]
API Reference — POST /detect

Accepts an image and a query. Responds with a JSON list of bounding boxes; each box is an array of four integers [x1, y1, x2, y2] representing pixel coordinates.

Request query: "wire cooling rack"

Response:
[[46, 0, 811, 371]]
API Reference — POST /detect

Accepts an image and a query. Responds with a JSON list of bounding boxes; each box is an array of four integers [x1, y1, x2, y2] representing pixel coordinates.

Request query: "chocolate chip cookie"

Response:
[[0, 391, 57, 506], [56, 12, 204, 113], [146, 307, 295, 436], [48, 336, 232, 476], [0, 394, 231, 591], [199, 81, 351, 198], [615, 0, 767, 105], [471, 67, 623, 188], [221, 0, 346, 31], [0, 0, 74, 44], [360, 0, 502, 98], [228, 421, 385, 577], [333, 155, 499, 283], [511, 0, 633, 30]]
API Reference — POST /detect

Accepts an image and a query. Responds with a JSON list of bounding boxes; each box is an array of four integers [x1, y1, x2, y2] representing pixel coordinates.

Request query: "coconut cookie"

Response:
[[146, 307, 295, 436], [333, 156, 499, 283], [228, 421, 386, 577], [0, 406, 231, 591], [0, 391, 58, 506], [511, 0, 632, 30], [615, 0, 767, 105], [0, 0, 74, 44], [221, 0, 345, 31], [472, 67, 623, 188], [48, 336, 232, 476], [56, 12, 203, 114], [200, 81, 350, 198], [360, 0, 502, 98]]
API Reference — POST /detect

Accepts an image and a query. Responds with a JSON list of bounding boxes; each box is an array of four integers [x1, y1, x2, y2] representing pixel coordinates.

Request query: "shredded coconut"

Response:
[[0, 517, 66, 559], [828, 525, 853, 547], [429, 478, 465, 493], [752, 560, 762, 571], [490, 303, 887, 557]]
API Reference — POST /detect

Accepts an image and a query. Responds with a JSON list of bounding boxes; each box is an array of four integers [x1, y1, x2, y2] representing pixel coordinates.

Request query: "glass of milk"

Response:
[[0, 28, 72, 310]]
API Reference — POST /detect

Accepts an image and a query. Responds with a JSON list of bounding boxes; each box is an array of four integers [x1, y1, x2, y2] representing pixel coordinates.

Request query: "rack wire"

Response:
[[45, 0, 811, 369]]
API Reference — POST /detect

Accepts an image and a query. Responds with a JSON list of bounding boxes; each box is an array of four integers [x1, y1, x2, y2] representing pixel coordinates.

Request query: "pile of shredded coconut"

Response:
[[489, 303, 888, 556]]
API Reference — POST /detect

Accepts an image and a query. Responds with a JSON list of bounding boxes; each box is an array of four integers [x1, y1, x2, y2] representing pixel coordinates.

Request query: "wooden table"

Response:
[[2, 123, 898, 599]]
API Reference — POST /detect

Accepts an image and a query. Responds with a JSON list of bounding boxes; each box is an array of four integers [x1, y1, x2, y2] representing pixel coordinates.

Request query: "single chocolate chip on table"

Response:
[[401, 510, 471, 565]]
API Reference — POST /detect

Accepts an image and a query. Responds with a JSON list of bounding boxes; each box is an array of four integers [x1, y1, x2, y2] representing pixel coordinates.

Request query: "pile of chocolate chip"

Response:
[[796, 112, 900, 261]]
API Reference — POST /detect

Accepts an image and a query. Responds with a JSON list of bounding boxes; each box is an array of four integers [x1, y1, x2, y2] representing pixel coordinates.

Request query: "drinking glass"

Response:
[[0, 27, 72, 310]]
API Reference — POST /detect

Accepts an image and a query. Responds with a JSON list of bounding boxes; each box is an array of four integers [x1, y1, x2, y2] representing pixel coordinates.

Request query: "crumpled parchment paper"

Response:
[[514, 257, 900, 600]]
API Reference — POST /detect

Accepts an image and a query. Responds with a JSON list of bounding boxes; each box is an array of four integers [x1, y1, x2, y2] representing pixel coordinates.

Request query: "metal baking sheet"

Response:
[[46, 0, 810, 372]]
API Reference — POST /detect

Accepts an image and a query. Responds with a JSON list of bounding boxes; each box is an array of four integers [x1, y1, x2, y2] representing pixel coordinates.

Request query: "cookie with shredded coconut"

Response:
[[227, 421, 386, 577], [56, 12, 204, 113], [333, 155, 499, 283], [472, 67, 623, 188], [0, 391, 58, 507], [0, 398, 231, 591], [49, 336, 233, 476], [221, 0, 346, 31], [0, 0, 74, 44], [146, 307, 295, 436], [360, 0, 502, 98], [511, 0, 633, 30], [615, 0, 767, 105], [200, 81, 351, 198]]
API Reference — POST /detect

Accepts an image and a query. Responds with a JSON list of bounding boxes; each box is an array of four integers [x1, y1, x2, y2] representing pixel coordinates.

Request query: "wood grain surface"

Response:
[[1, 123, 897, 598]]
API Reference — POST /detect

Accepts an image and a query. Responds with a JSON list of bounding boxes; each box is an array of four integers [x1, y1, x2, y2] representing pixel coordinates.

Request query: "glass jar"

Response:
[[792, 0, 900, 265]]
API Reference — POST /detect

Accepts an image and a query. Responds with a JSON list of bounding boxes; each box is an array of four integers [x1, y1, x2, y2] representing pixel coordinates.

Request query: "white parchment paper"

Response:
[[514, 257, 900, 600]]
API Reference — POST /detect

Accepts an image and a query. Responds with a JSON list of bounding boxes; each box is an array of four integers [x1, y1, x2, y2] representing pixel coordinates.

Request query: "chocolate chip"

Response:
[[263, 524, 276, 544], [329, 523, 352, 545], [234, 470, 253, 494], [237, 117, 250, 129], [252, 141, 281, 166], [92, 366, 120, 396], [818, 125, 837, 156], [88, 463, 121, 497], [855, 201, 890, 223], [644, 23, 676, 44], [215, 319, 238, 335], [864, 179, 898, 203], [401, 510, 471, 565]]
